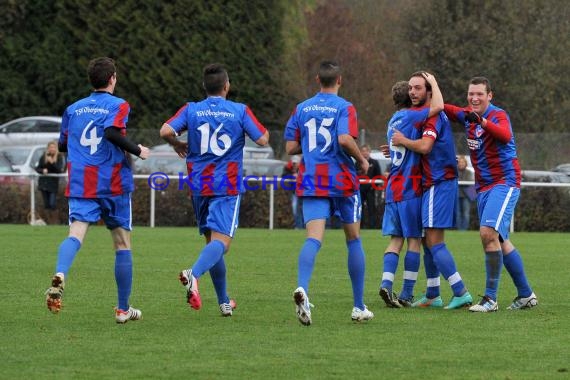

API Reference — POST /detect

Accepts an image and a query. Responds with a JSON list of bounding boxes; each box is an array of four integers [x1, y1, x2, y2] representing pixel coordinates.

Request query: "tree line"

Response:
[[1, 0, 568, 138]]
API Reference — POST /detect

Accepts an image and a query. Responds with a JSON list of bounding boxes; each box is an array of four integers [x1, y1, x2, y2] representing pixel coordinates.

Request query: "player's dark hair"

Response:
[[87, 57, 117, 89], [318, 61, 342, 88], [410, 71, 431, 92], [392, 81, 412, 109], [470, 76, 492, 93], [203, 63, 229, 95]]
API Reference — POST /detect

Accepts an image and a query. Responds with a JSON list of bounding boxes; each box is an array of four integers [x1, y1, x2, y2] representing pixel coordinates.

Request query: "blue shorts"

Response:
[[382, 197, 422, 238], [192, 195, 241, 237], [477, 185, 520, 240], [422, 180, 457, 229], [302, 194, 361, 224], [69, 194, 132, 231]]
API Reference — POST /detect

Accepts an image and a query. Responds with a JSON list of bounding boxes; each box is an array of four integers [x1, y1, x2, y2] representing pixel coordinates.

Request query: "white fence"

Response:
[[3, 172, 569, 230]]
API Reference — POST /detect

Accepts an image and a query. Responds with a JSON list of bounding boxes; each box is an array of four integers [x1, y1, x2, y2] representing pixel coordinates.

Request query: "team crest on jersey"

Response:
[[467, 138, 481, 151], [475, 125, 484, 138]]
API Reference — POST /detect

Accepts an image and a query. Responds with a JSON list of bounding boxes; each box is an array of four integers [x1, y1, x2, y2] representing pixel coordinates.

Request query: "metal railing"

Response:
[[2, 172, 569, 229]]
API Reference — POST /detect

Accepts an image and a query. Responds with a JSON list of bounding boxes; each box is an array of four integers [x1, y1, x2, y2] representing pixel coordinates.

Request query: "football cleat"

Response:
[[293, 287, 313, 326], [115, 306, 142, 324], [379, 288, 402, 308], [507, 292, 538, 310], [179, 269, 202, 310], [445, 291, 473, 310], [469, 295, 498, 312], [45, 273, 65, 313], [351, 305, 374, 322], [412, 294, 444, 308], [398, 296, 414, 308], [220, 299, 237, 317]]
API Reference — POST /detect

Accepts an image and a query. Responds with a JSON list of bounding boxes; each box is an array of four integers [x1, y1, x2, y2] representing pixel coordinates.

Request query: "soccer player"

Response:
[[390, 72, 473, 309], [284, 61, 373, 325], [444, 76, 538, 312], [44, 57, 150, 323], [379, 74, 442, 308], [160, 63, 269, 317]]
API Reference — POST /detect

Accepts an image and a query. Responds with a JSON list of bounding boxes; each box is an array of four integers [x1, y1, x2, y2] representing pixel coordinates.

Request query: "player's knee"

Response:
[[479, 226, 498, 246]]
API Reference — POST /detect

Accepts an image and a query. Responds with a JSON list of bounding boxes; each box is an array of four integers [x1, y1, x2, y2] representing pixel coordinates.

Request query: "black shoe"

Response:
[[379, 288, 402, 308], [398, 296, 414, 308]]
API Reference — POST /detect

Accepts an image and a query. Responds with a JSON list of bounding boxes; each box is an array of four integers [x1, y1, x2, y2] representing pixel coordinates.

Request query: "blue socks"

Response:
[[191, 240, 226, 278], [347, 238, 365, 310], [485, 250, 503, 301], [209, 256, 229, 304], [381, 252, 399, 290], [115, 250, 132, 311], [55, 237, 81, 275], [503, 249, 532, 298], [400, 251, 420, 300], [297, 238, 322, 292], [432, 243, 466, 297], [423, 245, 441, 298]]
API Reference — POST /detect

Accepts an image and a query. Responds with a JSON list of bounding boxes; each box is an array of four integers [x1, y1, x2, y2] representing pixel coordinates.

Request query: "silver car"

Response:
[[0, 116, 61, 147]]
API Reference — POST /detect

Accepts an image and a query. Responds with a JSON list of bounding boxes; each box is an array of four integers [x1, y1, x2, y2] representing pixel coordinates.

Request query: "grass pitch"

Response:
[[1, 225, 569, 379]]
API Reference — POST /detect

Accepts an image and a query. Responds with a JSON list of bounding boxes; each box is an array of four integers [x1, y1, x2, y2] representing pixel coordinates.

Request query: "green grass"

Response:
[[1, 225, 569, 379]]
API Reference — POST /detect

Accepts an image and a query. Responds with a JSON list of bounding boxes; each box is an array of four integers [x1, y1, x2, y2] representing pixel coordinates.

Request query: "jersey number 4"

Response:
[[304, 118, 332, 153], [198, 123, 232, 156], [80, 120, 102, 155]]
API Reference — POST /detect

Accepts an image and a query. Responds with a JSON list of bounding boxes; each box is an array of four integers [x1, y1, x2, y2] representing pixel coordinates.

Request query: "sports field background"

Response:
[[2, 225, 569, 379]]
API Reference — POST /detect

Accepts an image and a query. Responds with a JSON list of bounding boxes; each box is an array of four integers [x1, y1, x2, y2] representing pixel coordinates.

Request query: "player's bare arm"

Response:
[[424, 72, 444, 117], [339, 134, 368, 174], [286, 140, 302, 155], [379, 144, 390, 158], [255, 130, 270, 147], [391, 129, 435, 155], [160, 123, 188, 158]]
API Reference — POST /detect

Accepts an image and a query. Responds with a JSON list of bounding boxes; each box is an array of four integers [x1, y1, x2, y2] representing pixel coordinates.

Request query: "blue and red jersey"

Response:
[[284, 92, 359, 197], [384, 106, 429, 203], [420, 112, 458, 189], [165, 96, 267, 196], [60, 91, 134, 198], [444, 103, 520, 192]]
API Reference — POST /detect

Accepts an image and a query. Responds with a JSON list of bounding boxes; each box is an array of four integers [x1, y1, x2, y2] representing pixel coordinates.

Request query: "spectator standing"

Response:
[[456, 155, 475, 230], [357, 144, 381, 228], [35, 141, 66, 224], [282, 155, 303, 229]]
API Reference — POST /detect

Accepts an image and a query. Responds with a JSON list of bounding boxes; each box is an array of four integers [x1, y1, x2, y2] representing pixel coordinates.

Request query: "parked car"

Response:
[[0, 144, 47, 174], [243, 137, 274, 159], [134, 151, 186, 175], [0, 116, 61, 147], [151, 137, 275, 159], [521, 170, 570, 183], [369, 150, 393, 174], [243, 158, 287, 177], [0, 153, 30, 186], [551, 163, 570, 177], [134, 151, 285, 180]]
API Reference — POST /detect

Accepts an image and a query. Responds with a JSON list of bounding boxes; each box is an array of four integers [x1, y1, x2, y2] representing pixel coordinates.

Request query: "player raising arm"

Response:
[[443, 76, 537, 312], [390, 72, 473, 310]]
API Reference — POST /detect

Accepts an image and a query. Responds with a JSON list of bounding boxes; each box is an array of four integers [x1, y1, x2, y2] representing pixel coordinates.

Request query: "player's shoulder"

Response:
[[487, 103, 508, 115], [409, 105, 429, 113]]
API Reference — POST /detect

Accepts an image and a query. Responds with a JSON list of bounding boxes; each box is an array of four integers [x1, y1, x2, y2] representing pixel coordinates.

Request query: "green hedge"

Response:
[[1, 181, 569, 232]]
